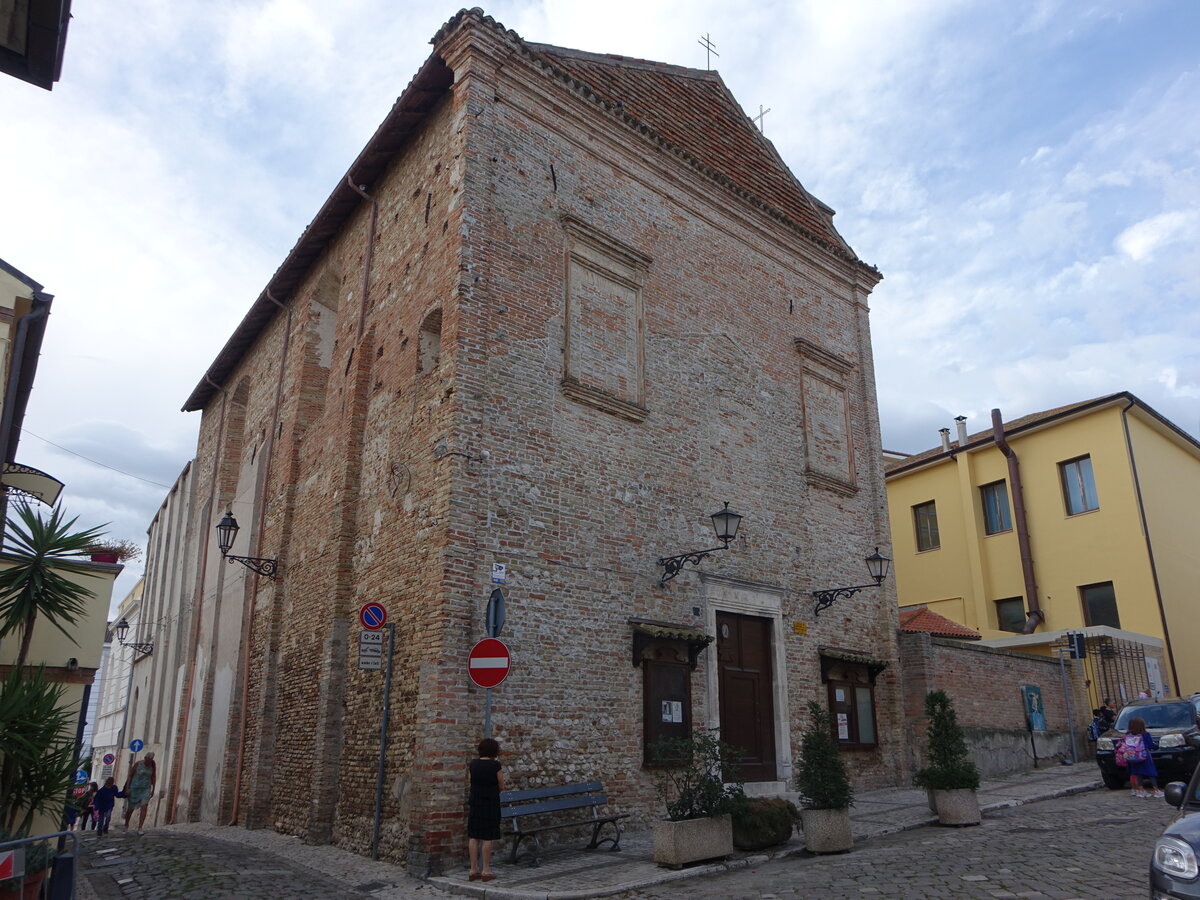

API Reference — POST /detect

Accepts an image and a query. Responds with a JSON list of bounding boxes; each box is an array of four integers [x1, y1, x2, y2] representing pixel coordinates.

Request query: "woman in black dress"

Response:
[[467, 738, 504, 882]]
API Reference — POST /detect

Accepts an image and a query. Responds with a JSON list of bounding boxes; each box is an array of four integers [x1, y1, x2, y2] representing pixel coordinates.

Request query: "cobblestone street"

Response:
[[619, 790, 1177, 900], [77, 827, 440, 900], [74, 786, 1178, 898]]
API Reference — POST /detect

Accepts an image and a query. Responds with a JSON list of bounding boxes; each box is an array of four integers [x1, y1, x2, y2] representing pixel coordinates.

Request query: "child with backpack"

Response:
[[1115, 716, 1161, 798]]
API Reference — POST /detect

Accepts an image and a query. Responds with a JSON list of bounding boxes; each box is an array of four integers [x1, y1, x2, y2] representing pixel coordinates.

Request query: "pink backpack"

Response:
[[1114, 733, 1148, 766]]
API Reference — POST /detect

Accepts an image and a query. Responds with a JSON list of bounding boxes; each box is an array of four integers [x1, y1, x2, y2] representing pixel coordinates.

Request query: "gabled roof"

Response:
[[885, 391, 1200, 477], [528, 43, 853, 258], [899, 607, 981, 640], [183, 7, 874, 412]]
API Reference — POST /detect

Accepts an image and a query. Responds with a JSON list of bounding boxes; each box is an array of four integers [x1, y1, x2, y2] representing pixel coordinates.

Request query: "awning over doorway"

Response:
[[819, 646, 889, 683], [629, 618, 714, 670], [2, 461, 64, 505]]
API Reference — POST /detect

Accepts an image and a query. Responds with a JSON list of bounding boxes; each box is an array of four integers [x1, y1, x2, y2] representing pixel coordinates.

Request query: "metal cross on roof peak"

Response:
[[698, 32, 719, 70], [753, 105, 772, 134]]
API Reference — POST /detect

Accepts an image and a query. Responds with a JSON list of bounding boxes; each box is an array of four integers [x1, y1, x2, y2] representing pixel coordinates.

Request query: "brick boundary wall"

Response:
[[898, 633, 1093, 777]]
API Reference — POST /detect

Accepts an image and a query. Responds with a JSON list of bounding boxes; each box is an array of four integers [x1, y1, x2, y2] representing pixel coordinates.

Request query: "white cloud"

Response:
[[1115, 211, 1198, 261]]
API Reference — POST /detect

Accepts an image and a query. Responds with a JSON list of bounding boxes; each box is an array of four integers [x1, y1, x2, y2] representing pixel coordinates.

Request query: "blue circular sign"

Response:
[[130, 739, 144, 753], [359, 602, 387, 630], [75, 769, 87, 784]]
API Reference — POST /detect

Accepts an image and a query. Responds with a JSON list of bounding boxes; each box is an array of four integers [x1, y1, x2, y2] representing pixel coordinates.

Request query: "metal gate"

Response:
[[1053, 634, 1152, 714]]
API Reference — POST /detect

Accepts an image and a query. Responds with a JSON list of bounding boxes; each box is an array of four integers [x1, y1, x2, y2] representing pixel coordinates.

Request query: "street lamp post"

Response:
[[214, 511, 278, 579], [810, 548, 892, 616], [657, 502, 744, 585], [114, 618, 154, 656]]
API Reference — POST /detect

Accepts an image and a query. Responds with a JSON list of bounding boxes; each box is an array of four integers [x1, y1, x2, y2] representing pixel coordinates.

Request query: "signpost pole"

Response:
[[371, 622, 395, 861], [1057, 648, 1078, 764]]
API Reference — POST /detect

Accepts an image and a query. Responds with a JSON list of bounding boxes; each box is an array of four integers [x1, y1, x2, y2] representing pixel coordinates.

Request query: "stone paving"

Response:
[[617, 789, 1177, 900], [75, 825, 441, 899], [70, 766, 1168, 899]]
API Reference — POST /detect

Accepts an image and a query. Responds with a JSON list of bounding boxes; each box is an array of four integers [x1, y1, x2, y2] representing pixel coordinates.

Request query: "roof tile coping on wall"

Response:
[[183, 5, 878, 413]]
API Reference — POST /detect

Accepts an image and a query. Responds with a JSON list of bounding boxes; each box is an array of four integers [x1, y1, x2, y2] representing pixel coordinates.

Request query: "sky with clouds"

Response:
[[1, 0, 1197, 606]]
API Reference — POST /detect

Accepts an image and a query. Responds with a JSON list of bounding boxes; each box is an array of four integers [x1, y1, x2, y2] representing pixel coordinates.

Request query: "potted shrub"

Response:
[[913, 690, 982, 826], [85, 539, 141, 564], [730, 796, 798, 851], [649, 730, 743, 868], [794, 700, 855, 853]]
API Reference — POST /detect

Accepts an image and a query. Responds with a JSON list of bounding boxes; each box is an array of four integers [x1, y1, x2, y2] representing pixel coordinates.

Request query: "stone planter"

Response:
[[652, 814, 733, 868], [800, 807, 853, 853], [933, 788, 980, 826]]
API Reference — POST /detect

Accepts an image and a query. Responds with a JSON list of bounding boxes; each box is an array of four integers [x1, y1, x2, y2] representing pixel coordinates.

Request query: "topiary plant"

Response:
[[795, 700, 854, 810], [913, 689, 981, 791]]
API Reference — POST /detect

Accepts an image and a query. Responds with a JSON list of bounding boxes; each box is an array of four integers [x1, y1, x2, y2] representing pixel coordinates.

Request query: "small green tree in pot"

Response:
[[913, 690, 981, 826], [650, 730, 743, 868], [794, 700, 855, 852]]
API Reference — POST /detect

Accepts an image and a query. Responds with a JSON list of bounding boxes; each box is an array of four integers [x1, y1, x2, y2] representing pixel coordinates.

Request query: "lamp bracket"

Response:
[[223, 554, 279, 579], [657, 545, 728, 585], [811, 582, 881, 617]]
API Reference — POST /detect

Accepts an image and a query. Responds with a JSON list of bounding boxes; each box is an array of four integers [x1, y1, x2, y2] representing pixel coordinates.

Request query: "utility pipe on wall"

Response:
[[991, 408, 1043, 633]]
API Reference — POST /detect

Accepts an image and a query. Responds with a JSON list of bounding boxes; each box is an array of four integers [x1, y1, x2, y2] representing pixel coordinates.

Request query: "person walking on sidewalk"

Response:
[[1121, 717, 1162, 798], [123, 752, 157, 834], [94, 777, 122, 835], [467, 738, 504, 883], [79, 782, 98, 831]]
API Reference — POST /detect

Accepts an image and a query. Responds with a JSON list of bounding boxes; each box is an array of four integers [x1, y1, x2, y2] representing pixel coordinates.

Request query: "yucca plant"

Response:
[[0, 501, 106, 669], [0, 667, 81, 836]]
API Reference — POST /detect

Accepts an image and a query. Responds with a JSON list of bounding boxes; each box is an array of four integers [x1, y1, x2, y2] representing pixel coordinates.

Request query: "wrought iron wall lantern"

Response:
[[657, 502, 743, 585], [811, 548, 891, 616], [215, 510, 278, 579], [114, 618, 154, 656]]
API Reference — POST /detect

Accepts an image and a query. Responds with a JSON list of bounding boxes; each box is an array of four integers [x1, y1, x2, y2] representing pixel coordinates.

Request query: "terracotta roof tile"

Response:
[[899, 607, 981, 640], [527, 43, 856, 261]]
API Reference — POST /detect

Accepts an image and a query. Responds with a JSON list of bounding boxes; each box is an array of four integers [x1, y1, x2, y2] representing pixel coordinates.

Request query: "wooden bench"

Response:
[[499, 780, 629, 866]]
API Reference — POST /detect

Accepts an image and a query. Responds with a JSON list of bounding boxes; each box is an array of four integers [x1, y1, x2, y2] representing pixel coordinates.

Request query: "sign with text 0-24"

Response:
[[358, 629, 384, 670]]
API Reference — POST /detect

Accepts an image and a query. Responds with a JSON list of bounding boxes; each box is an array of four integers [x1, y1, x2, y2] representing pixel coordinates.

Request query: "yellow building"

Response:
[[0, 258, 117, 834], [885, 392, 1200, 699]]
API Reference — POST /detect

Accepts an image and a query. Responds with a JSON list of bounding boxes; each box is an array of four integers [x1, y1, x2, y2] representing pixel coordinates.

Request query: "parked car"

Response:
[[1096, 697, 1200, 790], [1151, 760, 1200, 897]]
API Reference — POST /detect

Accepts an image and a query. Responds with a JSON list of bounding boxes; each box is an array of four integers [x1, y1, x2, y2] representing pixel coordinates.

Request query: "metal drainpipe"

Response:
[[991, 408, 1044, 633], [346, 176, 378, 342], [228, 290, 292, 826], [1120, 399, 1181, 694], [167, 374, 228, 823]]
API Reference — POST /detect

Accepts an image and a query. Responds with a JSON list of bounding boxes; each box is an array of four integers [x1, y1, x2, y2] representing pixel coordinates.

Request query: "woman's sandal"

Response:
[[468, 872, 481, 882], [481, 873, 496, 882]]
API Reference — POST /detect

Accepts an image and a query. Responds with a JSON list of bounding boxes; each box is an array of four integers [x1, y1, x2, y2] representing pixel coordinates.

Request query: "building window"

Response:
[[913, 501, 939, 551], [641, 655, 692, 766], [980, 481, 1012, 535], [1059, 455, 1099, 516], [995, 597, 1025, 633], [418, 308, 442, 373], [820, 652, 885, 750], [1080, 582, 1120, 628], [827, 680, 877, 748]]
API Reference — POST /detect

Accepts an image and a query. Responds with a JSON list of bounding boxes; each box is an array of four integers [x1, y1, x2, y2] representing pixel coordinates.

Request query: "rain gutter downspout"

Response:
[[168, 373, 228, 823], [1119, 399, 1181, 693], [228, 290, 292, 826], [991, 408, 1043, 633], [346, 176, 378, 342]]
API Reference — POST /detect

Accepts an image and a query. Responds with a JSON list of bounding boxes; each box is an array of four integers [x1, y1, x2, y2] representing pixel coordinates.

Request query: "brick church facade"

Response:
[[153, 8, 902, 872]]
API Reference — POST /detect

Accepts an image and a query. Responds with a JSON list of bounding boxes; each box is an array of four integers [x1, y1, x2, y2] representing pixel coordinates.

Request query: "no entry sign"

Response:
[[468, 638, 511, 689]]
